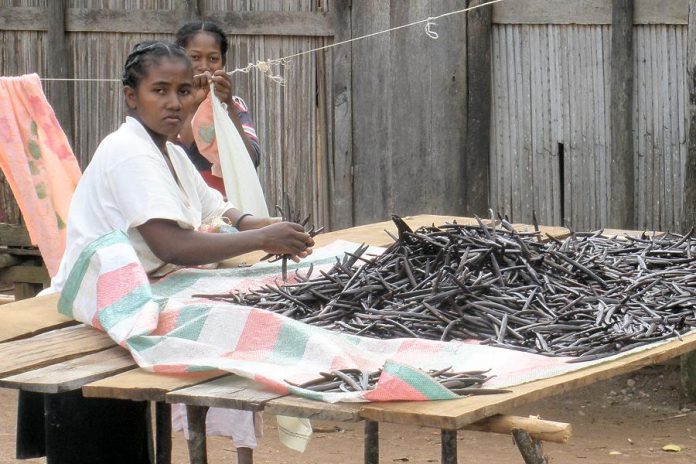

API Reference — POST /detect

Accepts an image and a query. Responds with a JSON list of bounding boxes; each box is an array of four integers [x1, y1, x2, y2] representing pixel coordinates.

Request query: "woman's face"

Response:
[[185, 32, 225, 74], [124, 57, 195, 139]]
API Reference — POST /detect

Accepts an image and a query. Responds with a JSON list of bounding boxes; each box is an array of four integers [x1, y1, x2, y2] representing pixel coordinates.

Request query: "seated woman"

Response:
[[174, 20, 260, 195], [36, 40, 313, 464]]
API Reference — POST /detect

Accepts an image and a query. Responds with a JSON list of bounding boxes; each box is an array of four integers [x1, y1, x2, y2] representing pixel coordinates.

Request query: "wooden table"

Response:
[[8, 214, 676, 464]]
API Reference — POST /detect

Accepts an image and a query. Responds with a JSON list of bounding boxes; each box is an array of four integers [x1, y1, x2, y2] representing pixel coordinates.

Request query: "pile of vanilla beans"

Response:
[[208, 216, 696, 361], [292, 367, 508, 396]]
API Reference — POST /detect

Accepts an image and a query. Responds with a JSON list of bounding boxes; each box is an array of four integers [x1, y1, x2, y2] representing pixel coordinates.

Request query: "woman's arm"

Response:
[[137, 218, 313, 266]]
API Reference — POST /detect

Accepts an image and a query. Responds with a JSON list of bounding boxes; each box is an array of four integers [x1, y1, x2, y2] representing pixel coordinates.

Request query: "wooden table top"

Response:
[[1, 215, 679, 430]]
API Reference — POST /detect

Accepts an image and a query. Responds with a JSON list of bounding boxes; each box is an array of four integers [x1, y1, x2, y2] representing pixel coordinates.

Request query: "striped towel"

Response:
[[59, 232, 586, 402]]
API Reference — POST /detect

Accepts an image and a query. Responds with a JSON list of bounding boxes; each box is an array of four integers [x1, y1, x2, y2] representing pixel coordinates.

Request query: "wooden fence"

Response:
[[1, 0, 695, 234]]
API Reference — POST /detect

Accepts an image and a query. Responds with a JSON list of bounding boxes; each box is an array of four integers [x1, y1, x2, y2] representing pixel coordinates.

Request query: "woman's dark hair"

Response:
[[175, 21, 228, 58], [121, 41, 191, 88]]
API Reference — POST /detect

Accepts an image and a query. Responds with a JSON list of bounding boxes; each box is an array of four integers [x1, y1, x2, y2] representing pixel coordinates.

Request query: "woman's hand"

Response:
[[238, 216, 281, 231], [210, 70, 232, 104], [191, 70, 232, 105], [259, 222, 314, 258]]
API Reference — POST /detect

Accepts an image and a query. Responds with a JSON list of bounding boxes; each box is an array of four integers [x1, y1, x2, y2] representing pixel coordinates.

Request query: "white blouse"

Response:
[[49, 117, 233, 292]]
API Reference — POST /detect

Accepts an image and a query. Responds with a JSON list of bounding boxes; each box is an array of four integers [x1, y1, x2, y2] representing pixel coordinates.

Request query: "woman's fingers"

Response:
[[211, 71, 232, 102]]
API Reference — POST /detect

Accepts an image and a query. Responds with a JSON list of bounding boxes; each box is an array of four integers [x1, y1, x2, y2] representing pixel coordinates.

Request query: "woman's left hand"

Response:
[[210, 70, 233, 104]]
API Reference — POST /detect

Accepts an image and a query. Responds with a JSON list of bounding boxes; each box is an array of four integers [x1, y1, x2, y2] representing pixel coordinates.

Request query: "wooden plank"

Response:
[[351, 0, 391, 225], [329, 0, 354, 230], [0, 223, 32, 247], [0, 265, 50, 285], [265, 395, 362, 422], [429, 0, 467, 217], [685, 0, 696, 232], [492, 0, 687, 25], [83, 368, 225, 402], [0, 346, 135, 393], [359, 329, 696, 430], [389, 1, 431, 217], [462, 414, 571, 444], [0, 8, 334, 36], [465, 0, 492, 216], [177, 0, 201, 20], [46, 0, 74, 148], [0, 293, 74, 343], [0, 325, 114, 377], [166, 375, 280, 410], [13, 282, 44, 301]]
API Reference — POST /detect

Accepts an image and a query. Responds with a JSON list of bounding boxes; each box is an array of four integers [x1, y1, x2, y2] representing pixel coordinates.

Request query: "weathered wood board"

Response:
[[166, 375, 281, 411], [0, 325, 114, 377], [0, 346, 134, 393], [359, 330, 696, 430], [82, 368, 226, 402], [0, 293, 72, 343]]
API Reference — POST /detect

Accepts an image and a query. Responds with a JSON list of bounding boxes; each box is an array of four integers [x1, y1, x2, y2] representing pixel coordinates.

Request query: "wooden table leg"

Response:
[[186, 405, 209, 464], [441, 429, 457, 464], [156, 402, 172, 464], [364, 420, 379, 464], [512, 429, 548, 464]]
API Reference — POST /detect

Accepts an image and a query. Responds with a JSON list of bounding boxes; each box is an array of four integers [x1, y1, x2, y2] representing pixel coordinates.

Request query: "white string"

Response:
[[37, 0, 504, 83]]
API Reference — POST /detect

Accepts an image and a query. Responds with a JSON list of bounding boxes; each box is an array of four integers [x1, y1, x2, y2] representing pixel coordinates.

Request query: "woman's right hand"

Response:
[[259, 222, 314, 258]]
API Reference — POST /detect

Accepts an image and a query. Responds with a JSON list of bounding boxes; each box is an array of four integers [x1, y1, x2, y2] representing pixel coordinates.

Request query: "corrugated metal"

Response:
[[491, 24, 687, 232]]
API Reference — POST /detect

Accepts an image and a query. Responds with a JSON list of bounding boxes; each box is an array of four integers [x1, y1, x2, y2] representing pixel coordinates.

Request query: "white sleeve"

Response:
[[107, 155, 193, 229]]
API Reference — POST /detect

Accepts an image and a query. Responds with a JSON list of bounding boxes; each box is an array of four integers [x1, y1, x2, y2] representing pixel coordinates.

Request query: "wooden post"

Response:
[[155, 402, 172, 464], [46, 0, 74, 149], [512, 429, 549, 464], [441, 429, 458, 464], [178, 0, 202, 21], [330, 0, 354, 230], [364, 420, 378, 464], [185, 405, 208, 464], [465, 0, 492, 216], [609, 0, 635, 229], [685, 0, 696, 232]]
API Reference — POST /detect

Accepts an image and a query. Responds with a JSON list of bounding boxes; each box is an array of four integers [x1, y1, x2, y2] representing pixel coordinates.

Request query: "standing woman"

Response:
[[32, 41, 312, 464], [175, 21, 260, 195]]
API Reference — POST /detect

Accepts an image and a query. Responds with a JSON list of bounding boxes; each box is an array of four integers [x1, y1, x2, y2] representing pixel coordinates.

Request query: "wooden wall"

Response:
[[339, 0, 469, 227], [0, 0, 332, 229], [490, 1, 691, 232]]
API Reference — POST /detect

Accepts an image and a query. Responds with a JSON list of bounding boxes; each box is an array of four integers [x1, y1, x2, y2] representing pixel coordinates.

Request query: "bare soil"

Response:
[[2, 363, 696, 463]]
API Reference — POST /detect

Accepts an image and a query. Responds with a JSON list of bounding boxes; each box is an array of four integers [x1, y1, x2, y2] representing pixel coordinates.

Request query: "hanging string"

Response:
[[38, 0, 504, 83], [232, 0, 503, 82]]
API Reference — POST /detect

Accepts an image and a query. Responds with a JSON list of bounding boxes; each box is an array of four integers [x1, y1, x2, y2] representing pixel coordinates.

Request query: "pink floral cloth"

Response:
[[0, 74, 81, 276]]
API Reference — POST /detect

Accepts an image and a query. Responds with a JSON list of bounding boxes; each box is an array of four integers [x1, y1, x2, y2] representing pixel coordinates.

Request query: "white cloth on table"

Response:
[[48, 116, 233, 292], [171, 406, 263, 449]]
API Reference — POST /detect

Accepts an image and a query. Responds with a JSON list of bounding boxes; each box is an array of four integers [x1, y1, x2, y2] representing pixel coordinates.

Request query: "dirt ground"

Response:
[[1, 362, 696, 463]]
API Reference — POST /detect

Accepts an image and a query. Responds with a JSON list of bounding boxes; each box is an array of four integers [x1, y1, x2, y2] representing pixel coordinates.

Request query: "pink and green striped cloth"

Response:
[[59, 231, 594, 403]]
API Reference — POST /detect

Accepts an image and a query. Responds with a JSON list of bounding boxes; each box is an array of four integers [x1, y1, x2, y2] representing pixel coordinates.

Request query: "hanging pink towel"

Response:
[[0, 73, 81, 276]]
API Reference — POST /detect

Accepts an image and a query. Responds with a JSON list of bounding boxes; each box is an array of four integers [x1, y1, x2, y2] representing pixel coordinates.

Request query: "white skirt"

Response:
[[171, 405, 263, 449]]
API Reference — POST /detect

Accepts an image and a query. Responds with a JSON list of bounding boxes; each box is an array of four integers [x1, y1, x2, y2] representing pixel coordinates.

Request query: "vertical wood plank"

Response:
[[465, 0, 493, 216], [685, 0, 696, 231], [429, 0, 467, 216], [388, 1, 431, 217], [609, 0, 635, 229], [46, 0, 74, 149], [351, 1, 391, 225], [330, 0, 353, 229]]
